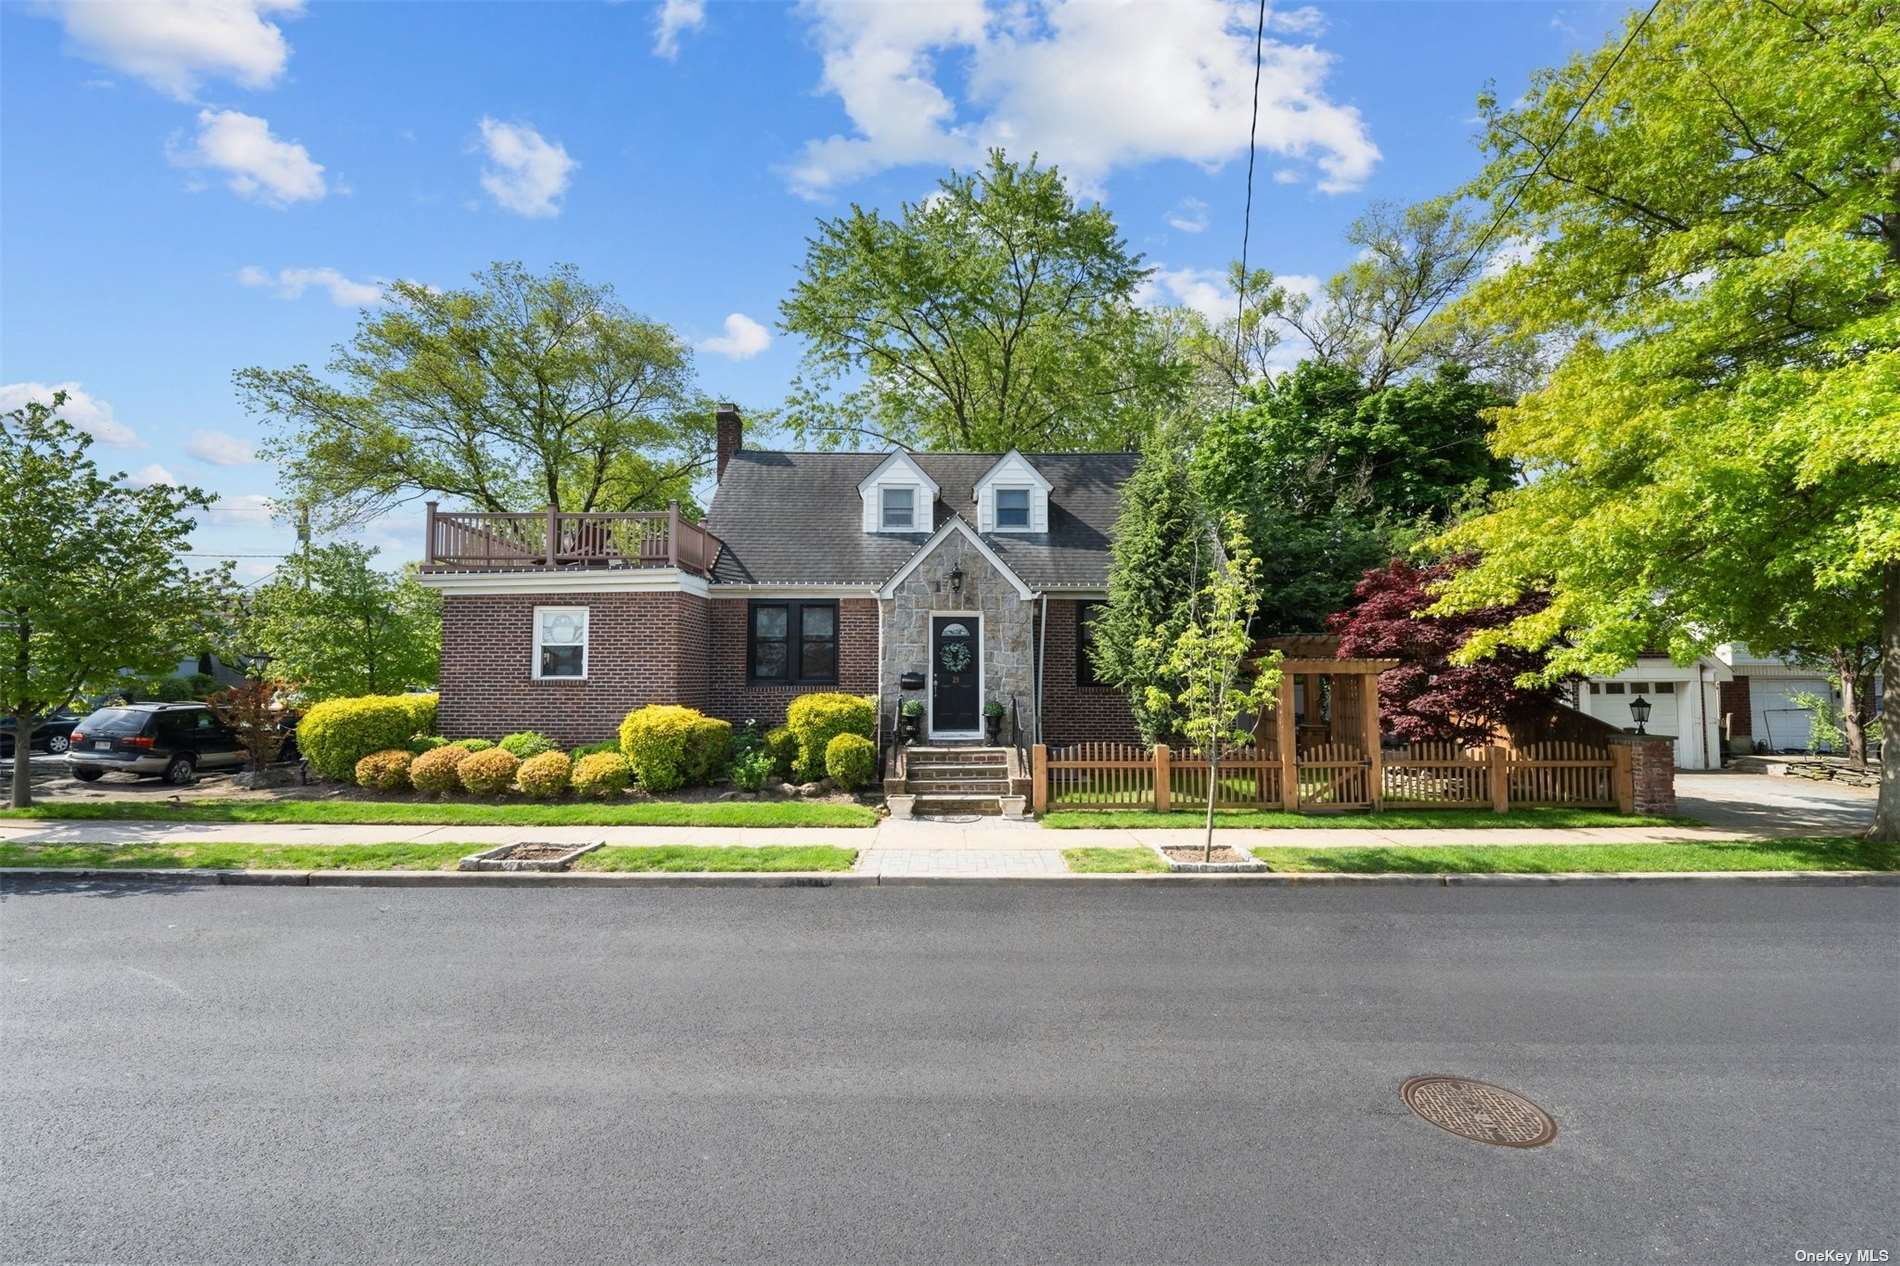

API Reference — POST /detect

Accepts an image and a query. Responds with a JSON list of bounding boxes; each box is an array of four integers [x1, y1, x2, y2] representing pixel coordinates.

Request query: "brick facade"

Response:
[[1038, 598, 1139, 744], [438, 590, 711, 745], [1719, 675, 1752, 738], [704, 597, 880, 727], [1611, 734, 1677, 815]]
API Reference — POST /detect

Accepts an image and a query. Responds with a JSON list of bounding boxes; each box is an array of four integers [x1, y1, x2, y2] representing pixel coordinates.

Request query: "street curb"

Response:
[[2, 866, 1895, 889]]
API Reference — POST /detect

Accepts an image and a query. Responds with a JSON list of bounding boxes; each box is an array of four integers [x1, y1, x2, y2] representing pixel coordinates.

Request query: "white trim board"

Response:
[[416, 569, 710, 597]]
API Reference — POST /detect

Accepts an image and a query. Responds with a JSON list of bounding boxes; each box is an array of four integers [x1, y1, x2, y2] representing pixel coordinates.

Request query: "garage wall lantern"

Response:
[[1628, 693, 1652, 734]]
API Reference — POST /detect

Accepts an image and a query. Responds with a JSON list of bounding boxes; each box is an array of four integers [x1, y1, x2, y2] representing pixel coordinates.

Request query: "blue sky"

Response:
[[0, 0, 1627, 579]]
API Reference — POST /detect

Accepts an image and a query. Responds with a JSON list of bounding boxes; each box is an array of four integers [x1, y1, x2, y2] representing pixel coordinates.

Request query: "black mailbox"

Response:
[[899, 671, 926, 690]]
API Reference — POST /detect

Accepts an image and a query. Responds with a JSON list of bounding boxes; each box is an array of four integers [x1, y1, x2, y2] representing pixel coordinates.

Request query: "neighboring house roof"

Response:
[[704, 450, 1139, 591]]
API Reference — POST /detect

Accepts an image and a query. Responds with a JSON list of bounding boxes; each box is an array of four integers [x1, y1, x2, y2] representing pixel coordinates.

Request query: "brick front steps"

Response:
[[887, 746, 1026, 817]]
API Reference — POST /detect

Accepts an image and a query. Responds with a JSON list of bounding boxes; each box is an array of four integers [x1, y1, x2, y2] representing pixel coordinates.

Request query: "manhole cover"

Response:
[[1399, 1076, 1557, 1148]]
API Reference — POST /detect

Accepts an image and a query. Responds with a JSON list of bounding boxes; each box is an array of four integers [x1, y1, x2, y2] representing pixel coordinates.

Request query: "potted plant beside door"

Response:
[[898, 698, 924, 745], [983, 699, 1006, 745]]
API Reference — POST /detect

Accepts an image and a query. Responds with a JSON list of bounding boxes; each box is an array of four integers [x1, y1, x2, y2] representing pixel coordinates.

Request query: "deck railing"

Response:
[[422, 502, 723, 576]]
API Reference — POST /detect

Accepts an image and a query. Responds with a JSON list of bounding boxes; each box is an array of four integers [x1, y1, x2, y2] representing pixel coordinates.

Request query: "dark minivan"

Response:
[[65, 703, 246, 784]]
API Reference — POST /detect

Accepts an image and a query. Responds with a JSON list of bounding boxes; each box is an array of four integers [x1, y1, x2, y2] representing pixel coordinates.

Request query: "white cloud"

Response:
[[1140, 265, 1322, 372], [128, 463, 179, 488], [476, 118, 577, 218], [0, 381, 139, 446], [1272, 168, 1302, 184], [170, 108, 326, 206], [186, 429, 257, 466], [1266, 5, 1327, 35], [700, 313, 772, 361], [1166, 197, 1209, 233], [653, 0, 705, 58], [1480, 238, 1540, 279], [785, 0, 1378, 199], [237, 264, 382, 305], [45, 0, 303, 100], [208, 492, 277, 524]]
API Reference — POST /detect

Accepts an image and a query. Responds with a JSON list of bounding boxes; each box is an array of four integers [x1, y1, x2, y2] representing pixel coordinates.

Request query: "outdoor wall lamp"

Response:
[[948, 566, 964, 596], [1628, 693, 1652, 735]]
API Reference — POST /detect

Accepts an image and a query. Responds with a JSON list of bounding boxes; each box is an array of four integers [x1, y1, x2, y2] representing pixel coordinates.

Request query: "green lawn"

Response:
[[1040, 806, 1683, 830], [1063, 837, 1896, 875], [0, 841, 859, 873], [573, 845, 856, 872], [1062, 846, 1169, 874], [0, 798, 878, 829]]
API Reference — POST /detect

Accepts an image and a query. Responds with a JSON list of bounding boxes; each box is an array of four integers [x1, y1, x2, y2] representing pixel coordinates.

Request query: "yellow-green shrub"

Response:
[[298, 693, 439, 781], [516, 750, 572, 800], [618, 705, 733, 792], [409, 744, 471, 795], [571, 751, 633, 799], [764, 725, 798, 780], [354, 749, 414, 792], [824, 732, 876, 790], [785, 693, 875, 782], [457, 747, 520, 796]]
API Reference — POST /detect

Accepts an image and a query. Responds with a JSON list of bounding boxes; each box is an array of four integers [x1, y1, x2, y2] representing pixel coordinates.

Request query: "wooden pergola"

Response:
[[1251, 634, 1400, 811]]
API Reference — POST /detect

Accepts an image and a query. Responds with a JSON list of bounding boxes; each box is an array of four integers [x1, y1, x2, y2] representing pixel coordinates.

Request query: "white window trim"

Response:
[[881, 485, 917, 530], [992, 485, 1034, 532], [532, 605, 589, 681]]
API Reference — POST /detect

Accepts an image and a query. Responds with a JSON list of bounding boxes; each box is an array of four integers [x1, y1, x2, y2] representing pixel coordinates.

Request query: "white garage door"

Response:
[[1623, 684, 1682, 763], [1754, 679, 1832, 753]]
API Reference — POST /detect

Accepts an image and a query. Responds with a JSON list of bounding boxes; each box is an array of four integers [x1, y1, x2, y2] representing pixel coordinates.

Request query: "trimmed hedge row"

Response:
[[300, 694, 437, 781]]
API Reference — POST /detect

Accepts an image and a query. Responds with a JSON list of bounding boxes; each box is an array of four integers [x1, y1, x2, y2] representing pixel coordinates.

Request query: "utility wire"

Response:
[[1382, 0, 1662, 376], [1231, 0, 1269, 399]]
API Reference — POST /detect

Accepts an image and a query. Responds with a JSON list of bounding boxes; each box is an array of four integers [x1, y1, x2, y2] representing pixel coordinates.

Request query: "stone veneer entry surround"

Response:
[[881, 533, 1036, 744]]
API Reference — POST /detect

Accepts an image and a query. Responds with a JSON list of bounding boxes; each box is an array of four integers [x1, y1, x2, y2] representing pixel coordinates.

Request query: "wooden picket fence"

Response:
[[1033, 739, 1631, 815]]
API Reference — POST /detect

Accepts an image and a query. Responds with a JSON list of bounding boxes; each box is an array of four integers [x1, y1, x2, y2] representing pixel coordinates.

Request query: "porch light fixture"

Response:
[[948, 566, 964, 596], [1628, 693, 1652, 734]]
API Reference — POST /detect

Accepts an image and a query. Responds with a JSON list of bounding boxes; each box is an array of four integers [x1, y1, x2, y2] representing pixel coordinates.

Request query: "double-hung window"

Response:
[[749, 600, 839, 684], [881, 487, 915, 529], [995, 487, 1031, 529], [533, 606, 589, 679]]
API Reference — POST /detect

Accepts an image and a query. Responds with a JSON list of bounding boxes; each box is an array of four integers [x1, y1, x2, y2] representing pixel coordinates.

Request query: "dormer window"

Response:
[[995, 488, 1030, 529], [881, 486, 915, 529]]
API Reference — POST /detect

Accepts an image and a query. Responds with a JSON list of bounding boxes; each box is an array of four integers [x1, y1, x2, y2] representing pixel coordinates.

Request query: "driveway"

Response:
[[1676, 770, 1876, 835], [3, 881, 1895, 1265]]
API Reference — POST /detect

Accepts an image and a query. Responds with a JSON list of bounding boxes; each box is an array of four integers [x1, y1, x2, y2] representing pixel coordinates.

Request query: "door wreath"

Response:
[[939, 642, 972, 673]]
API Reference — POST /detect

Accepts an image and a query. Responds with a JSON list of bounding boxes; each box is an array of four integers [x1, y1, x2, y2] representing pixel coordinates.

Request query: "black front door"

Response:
[[931, 616, 980, 734]]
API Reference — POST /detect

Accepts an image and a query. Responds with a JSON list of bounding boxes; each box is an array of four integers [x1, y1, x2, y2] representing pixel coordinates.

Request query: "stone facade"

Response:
[[703, 597, 880, 727], [880, 533, 1036, 742]]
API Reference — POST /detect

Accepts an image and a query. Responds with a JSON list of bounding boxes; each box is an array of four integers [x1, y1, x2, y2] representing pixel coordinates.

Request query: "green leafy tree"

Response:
[[1431, 0, 1900, 838], [1093, 424, 1205, 743], [241, 544, 440, 701], [236, 262, 709, 526], [1194, 360, 1512, 631], [1141, 515, 1282, 859], [1, 394, 227, 807], [781, 150, 1185, 450]]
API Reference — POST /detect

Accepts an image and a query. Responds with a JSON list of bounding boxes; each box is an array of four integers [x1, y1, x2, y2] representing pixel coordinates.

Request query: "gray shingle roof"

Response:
[[704, 451, 1137, 591]]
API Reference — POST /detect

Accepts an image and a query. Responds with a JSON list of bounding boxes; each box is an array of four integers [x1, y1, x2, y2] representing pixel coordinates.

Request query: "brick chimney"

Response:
[[715, 402, 742, 482]]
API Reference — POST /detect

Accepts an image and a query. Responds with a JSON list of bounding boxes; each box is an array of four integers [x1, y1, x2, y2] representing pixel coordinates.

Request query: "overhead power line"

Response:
[[1232, 0, 1268, 396], [1382, 0, 1663, 374]]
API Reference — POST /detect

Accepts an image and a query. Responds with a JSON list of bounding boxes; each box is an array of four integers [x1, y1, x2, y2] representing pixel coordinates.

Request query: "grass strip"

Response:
[[1061, 837, 1895, 875], [0, 799, 877, 829], [0, 841, 860, 873], [1041, 806, 1685, 830]]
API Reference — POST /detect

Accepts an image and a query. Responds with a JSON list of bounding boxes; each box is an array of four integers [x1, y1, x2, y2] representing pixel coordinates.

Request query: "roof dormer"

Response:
[[857, 450, 938, 534], [972, 450, 1051, 533]]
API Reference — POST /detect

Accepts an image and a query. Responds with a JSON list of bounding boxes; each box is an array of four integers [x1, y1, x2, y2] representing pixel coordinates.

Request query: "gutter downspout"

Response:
[[1699, 661, 1710, 770], [1036, 592, 1048, 746]]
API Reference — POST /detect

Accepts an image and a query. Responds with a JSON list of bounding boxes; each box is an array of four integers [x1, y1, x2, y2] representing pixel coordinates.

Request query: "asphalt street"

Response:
[[2, 880, 1895, 1265]]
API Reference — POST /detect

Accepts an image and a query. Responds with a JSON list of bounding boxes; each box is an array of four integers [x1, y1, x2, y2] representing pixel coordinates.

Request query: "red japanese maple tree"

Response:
[[1330, 558, 1560, 746]]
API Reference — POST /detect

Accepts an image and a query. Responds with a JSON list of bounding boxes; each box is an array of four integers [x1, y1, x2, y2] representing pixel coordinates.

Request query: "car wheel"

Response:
[[72, 766, 105, 782], [163, 754, 197, 785], [46, 734, 71, 754]]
